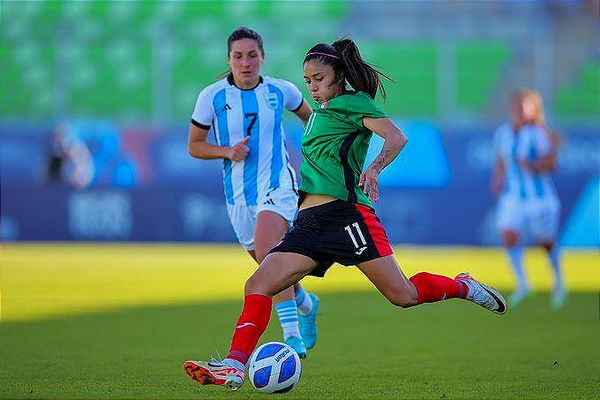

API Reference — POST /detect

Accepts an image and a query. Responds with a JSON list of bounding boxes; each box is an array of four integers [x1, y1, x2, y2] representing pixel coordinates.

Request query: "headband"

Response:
[[306, 51, 340, 59]]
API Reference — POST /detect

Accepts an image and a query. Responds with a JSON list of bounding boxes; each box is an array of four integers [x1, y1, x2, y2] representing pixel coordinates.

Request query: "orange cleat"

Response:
[[183, 360, 245, 391]]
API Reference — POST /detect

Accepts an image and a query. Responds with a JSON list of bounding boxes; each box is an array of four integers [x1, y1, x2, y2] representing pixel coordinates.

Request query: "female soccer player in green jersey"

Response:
[[183, 38, 507, 391]]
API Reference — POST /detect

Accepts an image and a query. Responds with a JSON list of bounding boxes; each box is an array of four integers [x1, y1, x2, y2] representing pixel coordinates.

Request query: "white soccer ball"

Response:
[[247, 341, 302, 393]]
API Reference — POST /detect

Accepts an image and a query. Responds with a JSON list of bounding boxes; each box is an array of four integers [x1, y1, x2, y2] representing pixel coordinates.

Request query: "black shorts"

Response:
[[270, 200, 393, 277]]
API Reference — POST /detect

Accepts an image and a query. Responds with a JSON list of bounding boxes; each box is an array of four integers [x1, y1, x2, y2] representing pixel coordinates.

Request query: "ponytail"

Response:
[[332, 38, 389, 100]]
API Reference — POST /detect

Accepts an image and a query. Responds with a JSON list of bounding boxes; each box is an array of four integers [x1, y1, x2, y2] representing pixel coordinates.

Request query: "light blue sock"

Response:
[[507, 246, 529, 291], [274, 300, 301, 340], [549, 246, 564, 291], [294, 285, 313, 315]]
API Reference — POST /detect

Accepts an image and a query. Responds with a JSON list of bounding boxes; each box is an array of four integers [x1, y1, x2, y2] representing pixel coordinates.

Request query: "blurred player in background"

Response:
[[490, 89, 565, 309], [46, 123, 95, 189], [187, 27, 319, 358], [183, 37, 507, 391]]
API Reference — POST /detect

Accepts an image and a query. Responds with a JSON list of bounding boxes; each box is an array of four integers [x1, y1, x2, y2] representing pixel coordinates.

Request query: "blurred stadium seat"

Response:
[[1, 0, 597, 121], [556, 61, 600, 116]]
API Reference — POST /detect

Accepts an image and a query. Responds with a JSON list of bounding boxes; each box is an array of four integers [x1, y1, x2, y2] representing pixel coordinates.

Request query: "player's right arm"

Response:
[[189, 85, 249, 162], [490, 156, 505, 196], [519, 125, 558, 173], [188, 124, 249, 162]]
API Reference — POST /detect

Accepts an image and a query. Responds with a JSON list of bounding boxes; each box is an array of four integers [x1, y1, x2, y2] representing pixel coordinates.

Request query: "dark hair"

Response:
[[227, 26, 264, 57], [217, 27, 264, 80], [303, 38, 388, 100]]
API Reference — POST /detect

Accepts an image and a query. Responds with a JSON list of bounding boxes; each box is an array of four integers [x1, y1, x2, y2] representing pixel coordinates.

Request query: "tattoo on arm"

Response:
[[366, 125, 406, 174], [372, 148, 393, 173]]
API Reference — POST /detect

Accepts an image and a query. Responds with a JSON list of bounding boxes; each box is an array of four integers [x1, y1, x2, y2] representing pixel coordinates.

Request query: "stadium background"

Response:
[[1, 2, 599, 399], [1, 0, 598, 246]]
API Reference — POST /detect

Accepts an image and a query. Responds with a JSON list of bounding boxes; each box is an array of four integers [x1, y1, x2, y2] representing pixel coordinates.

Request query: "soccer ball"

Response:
[[247, 342, 302, 393]]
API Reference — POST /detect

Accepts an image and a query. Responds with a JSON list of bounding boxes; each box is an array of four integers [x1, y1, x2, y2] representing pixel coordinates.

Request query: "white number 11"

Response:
[[344, 222, 366, 249]]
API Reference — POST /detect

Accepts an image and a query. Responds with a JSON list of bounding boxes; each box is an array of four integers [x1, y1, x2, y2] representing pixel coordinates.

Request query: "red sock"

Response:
[[227, 294, 272, 365], [409, 272, 468, 304]]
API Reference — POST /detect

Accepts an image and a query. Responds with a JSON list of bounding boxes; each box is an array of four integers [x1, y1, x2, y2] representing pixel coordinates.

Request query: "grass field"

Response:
[[1, 243, 599, 399]]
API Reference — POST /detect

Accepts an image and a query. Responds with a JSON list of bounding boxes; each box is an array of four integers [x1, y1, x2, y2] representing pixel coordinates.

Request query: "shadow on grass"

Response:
[[1, 291, 598, 399]]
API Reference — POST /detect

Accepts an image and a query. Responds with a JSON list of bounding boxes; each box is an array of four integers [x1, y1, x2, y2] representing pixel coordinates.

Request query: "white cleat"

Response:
[[183, 360, 245, 391], [455, 273, 507, 314]]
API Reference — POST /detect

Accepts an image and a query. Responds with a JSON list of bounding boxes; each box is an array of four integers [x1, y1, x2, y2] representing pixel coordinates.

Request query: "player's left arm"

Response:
[[526, 153, 556, 173], [281, 79, 312, 126], [293, 99, 313, 126], [522, 126, 558, 173], [359, 117, 408, 202]]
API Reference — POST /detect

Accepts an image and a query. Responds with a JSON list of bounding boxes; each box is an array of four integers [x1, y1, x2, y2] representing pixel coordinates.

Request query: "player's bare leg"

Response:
[[246, 252, 318, 299], [356, 255, 419, 307], [254, 211, 309, 357], [357, 255, 506, 314]]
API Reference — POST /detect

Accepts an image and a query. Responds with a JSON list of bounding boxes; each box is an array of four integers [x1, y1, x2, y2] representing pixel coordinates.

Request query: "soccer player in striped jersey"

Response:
[[186, 27, 320, 359], [491, 89, 565, 309], [183, 37, 507, 391]]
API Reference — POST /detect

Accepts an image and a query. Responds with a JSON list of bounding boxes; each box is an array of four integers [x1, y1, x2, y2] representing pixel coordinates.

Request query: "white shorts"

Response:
[[226, 188, 298, 250], [497, 195, 561, 241]]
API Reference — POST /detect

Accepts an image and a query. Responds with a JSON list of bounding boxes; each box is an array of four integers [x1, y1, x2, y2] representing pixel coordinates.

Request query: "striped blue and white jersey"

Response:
[[191, 75, 302, 206], [493, 123, 558, 202]]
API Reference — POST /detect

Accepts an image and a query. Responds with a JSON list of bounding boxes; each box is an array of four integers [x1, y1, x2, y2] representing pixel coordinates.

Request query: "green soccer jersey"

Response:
[[299, 91, 386, 207]]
